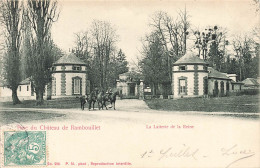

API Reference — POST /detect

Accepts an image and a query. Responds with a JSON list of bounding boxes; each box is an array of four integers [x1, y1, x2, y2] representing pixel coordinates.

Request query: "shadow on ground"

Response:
[[204, 113, 259, 120], [0, 110, 65, 126]]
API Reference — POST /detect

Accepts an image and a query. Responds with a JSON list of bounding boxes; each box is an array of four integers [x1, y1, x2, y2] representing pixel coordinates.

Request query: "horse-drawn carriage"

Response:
[[80, 88, 118, 111]]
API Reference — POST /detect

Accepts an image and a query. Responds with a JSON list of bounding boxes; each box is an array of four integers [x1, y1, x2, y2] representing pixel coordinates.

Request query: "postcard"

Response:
[[0, 0, 259, 168]]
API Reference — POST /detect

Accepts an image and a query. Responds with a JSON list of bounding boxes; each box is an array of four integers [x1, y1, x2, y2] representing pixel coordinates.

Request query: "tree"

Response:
[[229, 58, 238, 74], [0, 0, 23, 104], [74, 31, 92, 63], [21, 14, 33, 80], [72, 21, 125, 91], [178, 7, 190, 55], [0, 26, 5, 81], [115, 49, 128, 74], [207, 26, 227, 71], [232, 35, 255, 81], [90, 20, 118, 90], [139, 32, 169, 96], [253, 0, 260, 13], [193, 29, 210, 60], [26, 0, 59, 105], [149, 10, 190, 83], [106, 49, 128, 87], [193, 26, 228, 71], [249, 51, 259, 78]]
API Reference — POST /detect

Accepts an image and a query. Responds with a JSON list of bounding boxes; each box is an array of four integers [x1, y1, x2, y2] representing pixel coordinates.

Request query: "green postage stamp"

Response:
[[4, 131, 46, 166]]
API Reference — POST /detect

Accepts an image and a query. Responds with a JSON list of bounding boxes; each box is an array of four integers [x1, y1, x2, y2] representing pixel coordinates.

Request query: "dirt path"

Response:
[[1, 99, 260, 168]]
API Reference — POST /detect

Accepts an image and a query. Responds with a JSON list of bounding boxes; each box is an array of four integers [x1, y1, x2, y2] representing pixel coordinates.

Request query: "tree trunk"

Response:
[[152, 83, 155, 97], [167, 55, 172, 81], [12, 88, 21, 105], [47, 82, 52, 100], [36, 88, 44, 105], [240, 67, 242, 81]]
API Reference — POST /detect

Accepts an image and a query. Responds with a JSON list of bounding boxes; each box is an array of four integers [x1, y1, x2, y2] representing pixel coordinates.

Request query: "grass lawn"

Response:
[[145, 95, 259, 113], [0, 97, 113, 109], [1, 95, 259, 113], [0, 97, 82, 109]]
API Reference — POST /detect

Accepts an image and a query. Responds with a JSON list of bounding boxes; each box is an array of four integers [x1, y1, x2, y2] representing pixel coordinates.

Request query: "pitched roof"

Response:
[[173, 52, 208, 65], [208, 67, 231, 80], [53, 53, 86, 65], [20, 77, 31, 85], [242, 78, 260, 86], [231, 79, 244, 84]]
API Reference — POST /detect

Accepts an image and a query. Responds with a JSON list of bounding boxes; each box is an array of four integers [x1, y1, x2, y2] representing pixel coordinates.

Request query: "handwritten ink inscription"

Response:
[[221, 144, 255, 168], [140, 144, 255, 168]]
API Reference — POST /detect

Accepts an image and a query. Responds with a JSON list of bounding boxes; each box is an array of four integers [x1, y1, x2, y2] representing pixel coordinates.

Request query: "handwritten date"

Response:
[[140, 144, 255, 168]]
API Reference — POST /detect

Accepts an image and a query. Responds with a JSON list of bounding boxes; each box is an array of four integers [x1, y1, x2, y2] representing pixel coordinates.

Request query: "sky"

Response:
[[51, 0, 259, 66]]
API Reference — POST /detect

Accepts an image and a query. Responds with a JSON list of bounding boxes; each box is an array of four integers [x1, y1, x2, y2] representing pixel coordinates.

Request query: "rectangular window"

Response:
[[179, 79, 186, 94], [74, 79, 80, 94], [27, 85, 29, 91], [73, 66, 81, 71], [19, 86, 21, 91], [179, 66, 186, 71]]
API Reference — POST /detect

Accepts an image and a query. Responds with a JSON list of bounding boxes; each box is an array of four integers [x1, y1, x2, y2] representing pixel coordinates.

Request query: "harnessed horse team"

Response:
[[79, 89, 119, 111]]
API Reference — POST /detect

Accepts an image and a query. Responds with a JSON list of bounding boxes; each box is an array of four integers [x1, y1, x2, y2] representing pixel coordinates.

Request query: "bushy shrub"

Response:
[[243, 89, 259, 95]]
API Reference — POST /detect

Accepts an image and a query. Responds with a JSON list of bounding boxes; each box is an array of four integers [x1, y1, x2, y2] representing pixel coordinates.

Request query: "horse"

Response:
[[96, 90, 110, 110], [79, 95, 87, 110], [108, 90, 119, 110], [86, 90, 98, 110]]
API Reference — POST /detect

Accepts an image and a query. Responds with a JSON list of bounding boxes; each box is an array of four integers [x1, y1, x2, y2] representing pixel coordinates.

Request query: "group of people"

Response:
[[80, 88, 118, 111]]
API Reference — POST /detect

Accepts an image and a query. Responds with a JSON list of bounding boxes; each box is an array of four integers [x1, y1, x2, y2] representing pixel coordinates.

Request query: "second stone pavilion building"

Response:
[[172, 52, 244, 98]]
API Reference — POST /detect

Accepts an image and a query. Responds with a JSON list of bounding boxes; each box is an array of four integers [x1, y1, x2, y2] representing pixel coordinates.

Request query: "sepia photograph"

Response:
[[0, 0, 259, 167]]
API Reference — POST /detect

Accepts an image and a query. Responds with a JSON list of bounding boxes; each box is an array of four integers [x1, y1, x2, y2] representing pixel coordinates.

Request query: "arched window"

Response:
[[203, 77, 208, 95], [178, 76, 187, 95], [220, 81, 224, 96], [74, 79, 80, 94], [226, 82, 230, 96], [179, 79, 186, 94], [214, 81, 219, 97], [72, 77, 82, 95]]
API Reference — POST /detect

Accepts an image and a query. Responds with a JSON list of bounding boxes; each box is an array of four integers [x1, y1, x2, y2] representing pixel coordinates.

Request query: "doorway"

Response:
[[129, 83, 135, 96]]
